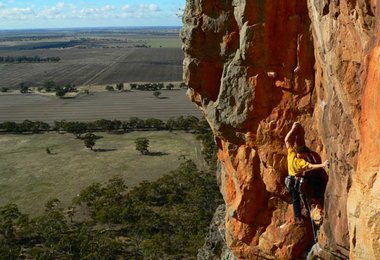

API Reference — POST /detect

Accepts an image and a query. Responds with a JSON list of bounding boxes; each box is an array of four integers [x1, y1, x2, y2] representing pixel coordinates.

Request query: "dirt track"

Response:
[[0, 89, 201, 123]]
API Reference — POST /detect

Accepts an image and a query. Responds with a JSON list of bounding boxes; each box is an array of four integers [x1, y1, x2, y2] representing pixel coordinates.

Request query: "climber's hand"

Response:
[[323, 160, 330, 169], [292, 121, 300, 130]]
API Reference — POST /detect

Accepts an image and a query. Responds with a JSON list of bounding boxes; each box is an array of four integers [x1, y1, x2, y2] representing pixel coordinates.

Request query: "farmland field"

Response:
[[0, 48, 183, 88], [0, 27, 183, 88], [0, 89, 201, 123], [0, 131, 206, 216], [0, 27, 205, 215]]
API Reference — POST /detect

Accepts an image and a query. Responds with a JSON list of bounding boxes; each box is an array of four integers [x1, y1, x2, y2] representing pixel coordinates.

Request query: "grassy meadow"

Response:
[[0, 131, 205, 216]]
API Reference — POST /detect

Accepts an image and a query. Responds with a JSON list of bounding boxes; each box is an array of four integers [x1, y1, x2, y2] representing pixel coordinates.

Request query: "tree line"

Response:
[[0, 116, 217, 170], [0, 116, 201, 134], [15, 81, 77, 97], [0, 56, 61, 63], [130, 82, 187, 91]]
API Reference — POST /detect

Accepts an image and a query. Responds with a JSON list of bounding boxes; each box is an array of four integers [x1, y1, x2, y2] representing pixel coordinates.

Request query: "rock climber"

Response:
[[284, 122, 329, 223]]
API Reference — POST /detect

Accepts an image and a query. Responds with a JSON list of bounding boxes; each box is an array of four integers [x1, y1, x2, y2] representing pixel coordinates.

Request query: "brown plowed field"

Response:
[[0, 48, 183, 88], [0, 89, 201, 123]]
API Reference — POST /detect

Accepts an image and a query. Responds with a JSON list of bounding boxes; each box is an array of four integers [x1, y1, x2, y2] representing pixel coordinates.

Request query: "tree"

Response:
[[116, 83, 124, 91], [145, 118, 164, 129], [166, 118, 176, 132], [84, 137, 95, 150], [83, 133, 102, 151], [1, 87, 8, 93], [105, 85, 114, 91], [64, 122, 88, 139], [1, 121, 17, 132], [55, 87, 66, 97], [19, 83, 28, 93], [129, 117, 145, 129], [166, 83, 174, 90], [43, 80, 56, 92], [153, 91, 161, 98], [135, 138, 149, 155], [64, 84, 76, 93]]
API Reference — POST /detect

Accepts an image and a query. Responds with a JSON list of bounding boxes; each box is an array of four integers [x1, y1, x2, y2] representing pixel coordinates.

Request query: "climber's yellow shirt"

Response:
[[287, 147, 309, 176]]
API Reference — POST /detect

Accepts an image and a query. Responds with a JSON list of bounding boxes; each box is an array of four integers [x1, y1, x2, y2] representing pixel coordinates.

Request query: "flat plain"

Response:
[[0, 27, 205, 217], [0, 48, 183, 88], [0, 27, 183, 88], [0, 131, 205, 216], [0, 89, 201, 123]]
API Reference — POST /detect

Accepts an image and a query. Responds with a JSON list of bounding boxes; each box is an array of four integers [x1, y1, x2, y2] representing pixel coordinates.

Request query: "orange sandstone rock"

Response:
[[182, 0, 380, 259]]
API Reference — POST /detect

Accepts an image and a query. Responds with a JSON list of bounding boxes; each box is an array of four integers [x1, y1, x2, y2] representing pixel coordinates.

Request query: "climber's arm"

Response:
[[285, 122, 299, 149], [305, 160, 329, 171]]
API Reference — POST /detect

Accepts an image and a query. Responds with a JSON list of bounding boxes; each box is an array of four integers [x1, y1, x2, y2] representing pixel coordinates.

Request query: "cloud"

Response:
[[149, 4, 159, 12], [103, 5, 116, 12], [1, 7, 34, 19], [56, 2, 65, 9], [120, 3, 161, 17], [77, 5, 116, 18], [139, 4, 160, 12], [121, 4, 131, 12], [0, 2, 117, 20], [39, 2, 66, 18], [0, 2, 180, 27]]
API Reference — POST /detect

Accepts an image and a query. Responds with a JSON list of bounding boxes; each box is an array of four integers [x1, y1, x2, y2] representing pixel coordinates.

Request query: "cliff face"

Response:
[[181, 0, 380, 259]]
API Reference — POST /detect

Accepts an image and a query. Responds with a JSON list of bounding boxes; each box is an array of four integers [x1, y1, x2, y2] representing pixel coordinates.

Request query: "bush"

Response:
[[153, 91, 161, 98], [135, 137, 149, 155], [20, 83, 28, 93], [1, 87, 9, 93], [116, 83, 124, 91], [43, 81, 56, 92], [166, 83, 174, 90], [105, 85, 114, 91], [55, 87, 66, 97], [83, 133, 102, 150]]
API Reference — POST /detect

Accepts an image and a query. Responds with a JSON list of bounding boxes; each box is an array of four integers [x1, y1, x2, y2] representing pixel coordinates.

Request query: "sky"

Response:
[[0, 0, 186, 29]]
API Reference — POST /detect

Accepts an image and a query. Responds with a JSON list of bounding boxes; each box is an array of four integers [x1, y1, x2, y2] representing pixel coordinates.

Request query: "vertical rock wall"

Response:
[[306, 1, 380, 259], [181, 0, 380, 259]]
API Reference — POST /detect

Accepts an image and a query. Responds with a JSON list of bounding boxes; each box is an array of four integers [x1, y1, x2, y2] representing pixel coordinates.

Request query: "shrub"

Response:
[[116, 83, 124, 91], [153, 91, 161, 98], [166, 83, 174, 90], [55, 87, 66, 97], [135, 137, 149, 155], [105, 85, 115, 91], [20, 83, 28, 93]]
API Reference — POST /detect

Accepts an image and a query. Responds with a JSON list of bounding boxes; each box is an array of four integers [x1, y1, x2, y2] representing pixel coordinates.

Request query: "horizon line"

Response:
[[0, 25, 183, 32]]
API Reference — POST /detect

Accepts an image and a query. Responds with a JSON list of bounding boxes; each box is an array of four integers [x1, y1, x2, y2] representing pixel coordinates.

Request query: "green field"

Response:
[[0, 131, 205, 216]]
